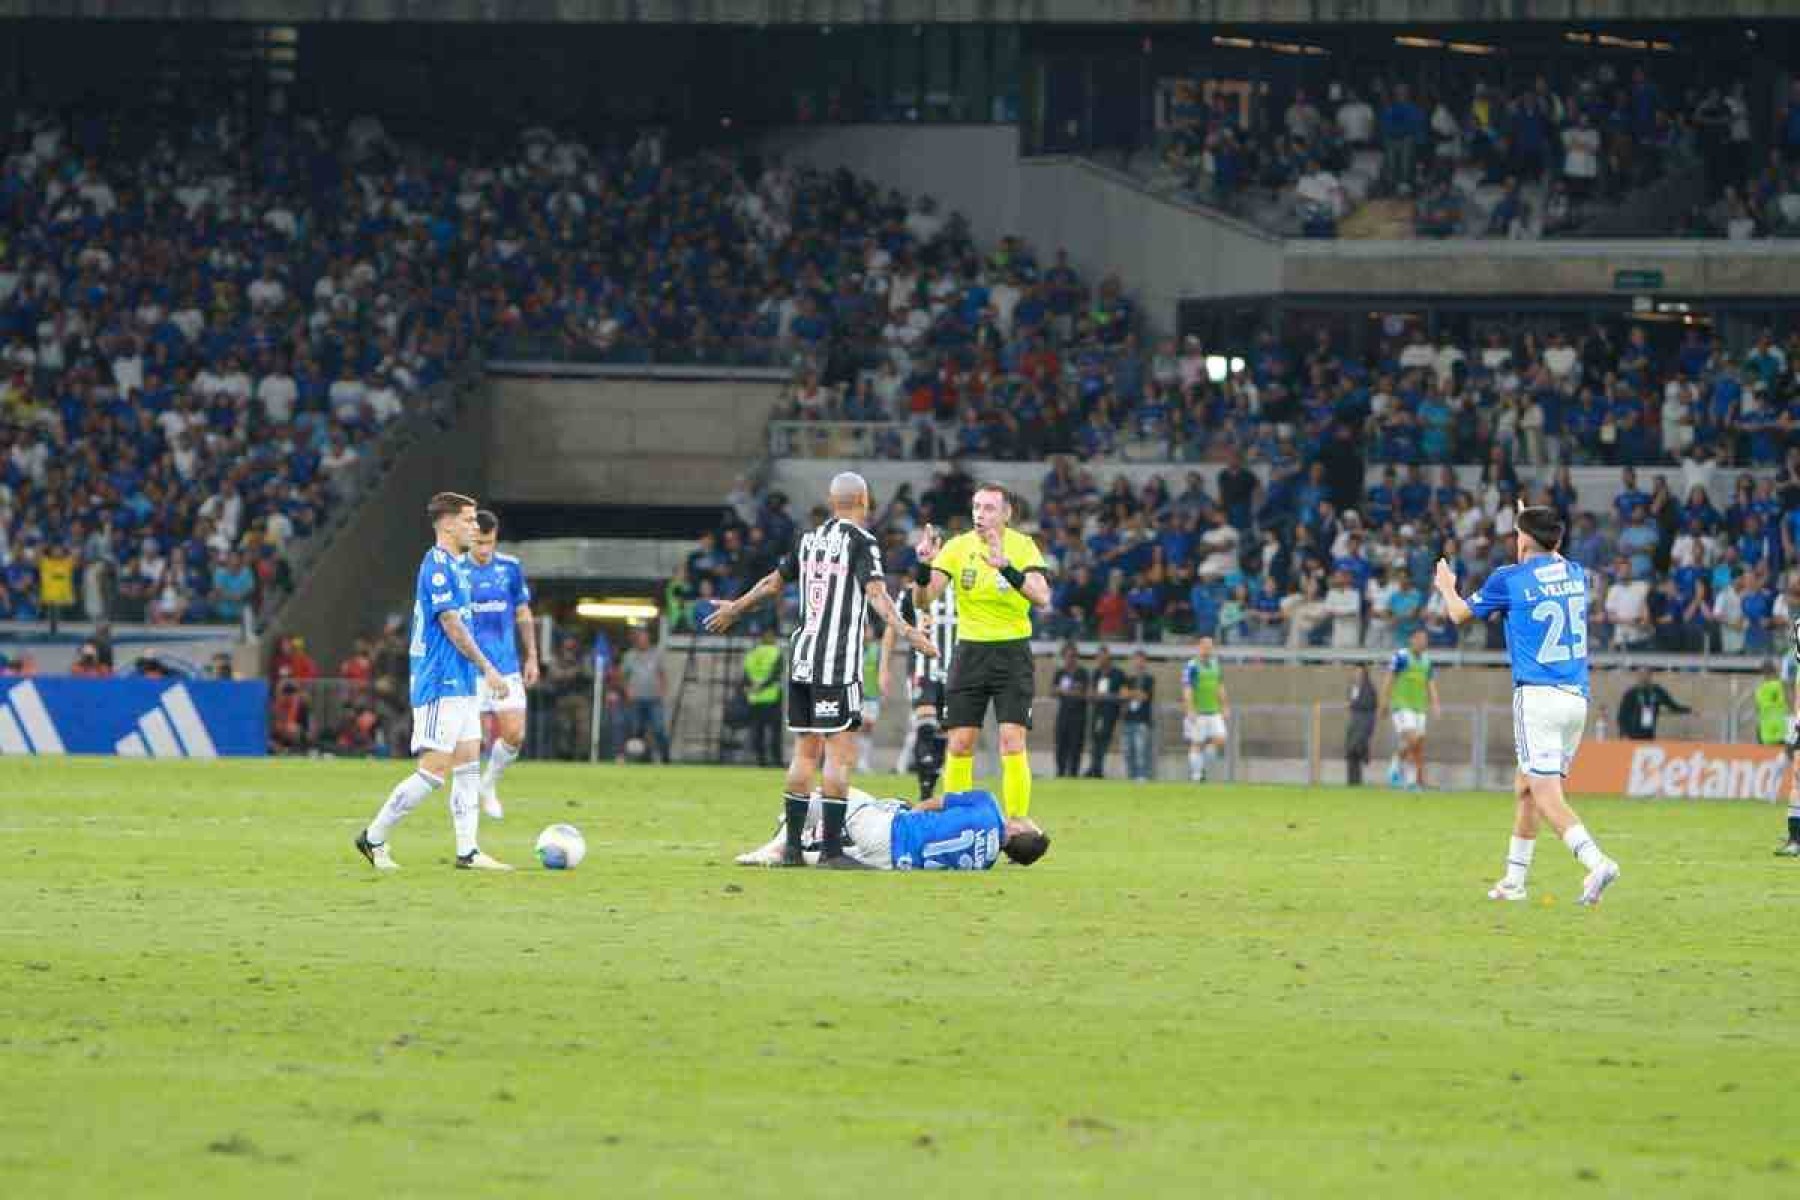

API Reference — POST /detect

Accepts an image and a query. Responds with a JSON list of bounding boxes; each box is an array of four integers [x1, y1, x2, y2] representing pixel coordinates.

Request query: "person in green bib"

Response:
[[1181, 636, 1231, 782], [743, 627, 785, 767], [1380, 626, 1441, 790], [1755, 661, 1791, 747]]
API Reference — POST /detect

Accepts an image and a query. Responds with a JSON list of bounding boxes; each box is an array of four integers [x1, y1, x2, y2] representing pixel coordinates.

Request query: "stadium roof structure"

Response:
[[9, 0, 1797, 24]]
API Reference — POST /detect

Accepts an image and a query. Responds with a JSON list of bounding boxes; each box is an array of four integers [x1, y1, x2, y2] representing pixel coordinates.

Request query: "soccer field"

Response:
[[4, 759, 1796, 1198]]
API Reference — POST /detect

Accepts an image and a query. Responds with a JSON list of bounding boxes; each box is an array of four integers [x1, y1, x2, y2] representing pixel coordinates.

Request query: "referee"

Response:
[[914, 483, 1051, 818], [707, 472, 935, 867]]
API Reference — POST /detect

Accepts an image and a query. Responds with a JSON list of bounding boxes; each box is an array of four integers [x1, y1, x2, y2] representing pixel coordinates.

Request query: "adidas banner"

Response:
[[0, 678, 267, 758]]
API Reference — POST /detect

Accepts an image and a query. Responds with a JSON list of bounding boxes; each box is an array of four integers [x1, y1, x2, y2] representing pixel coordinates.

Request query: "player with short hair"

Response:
[[1434, 505, 1620, 905], [706, 471, 936, 867], [736, 787, 1050, 871], [355, 492, 513, 872], [1381, 626, 1441, 790], [913, 484, 1052, 818], [1181, 636, 1229, 782], [468, 510, 539, 820]]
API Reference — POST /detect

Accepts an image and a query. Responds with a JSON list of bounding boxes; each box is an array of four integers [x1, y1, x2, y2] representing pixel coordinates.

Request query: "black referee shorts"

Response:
[[787, 681, 863, 735], [909, 677, 947, 720], [946, 639, 1035, 730]]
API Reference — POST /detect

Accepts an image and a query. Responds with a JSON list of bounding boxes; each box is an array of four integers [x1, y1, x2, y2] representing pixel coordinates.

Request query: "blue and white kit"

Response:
[[467, 553, 532, 714], [409, 546, 480, 753], [1467, 553, 1591, 777]]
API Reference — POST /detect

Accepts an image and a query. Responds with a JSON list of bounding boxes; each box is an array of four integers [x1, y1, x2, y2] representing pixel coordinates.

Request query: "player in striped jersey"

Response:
[[882, 582, 958, 800], [706, 472, 936, 867]]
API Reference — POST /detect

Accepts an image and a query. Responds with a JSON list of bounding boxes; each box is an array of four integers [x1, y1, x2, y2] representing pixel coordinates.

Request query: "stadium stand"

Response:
[[1128, 60, 1795, 240], [1, 106, 1107, 626]]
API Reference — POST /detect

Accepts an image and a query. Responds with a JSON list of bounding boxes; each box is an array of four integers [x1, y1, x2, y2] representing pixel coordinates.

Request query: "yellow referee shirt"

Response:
[[931, 528, 1046, 642]]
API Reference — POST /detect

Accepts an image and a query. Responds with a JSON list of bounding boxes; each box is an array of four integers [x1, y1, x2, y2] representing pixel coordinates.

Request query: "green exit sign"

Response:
[[1614, 269, 1664, 290]]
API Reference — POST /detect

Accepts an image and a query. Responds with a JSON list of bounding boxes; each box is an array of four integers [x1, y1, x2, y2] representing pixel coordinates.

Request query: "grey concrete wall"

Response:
[[22, 1, 1795, 23], [487, 377, 784, 506], [759, 128, 1281, 334], [759, 125, 1026, 255], [273, 388, 492, 670], [1283, 240, 1800, 296]]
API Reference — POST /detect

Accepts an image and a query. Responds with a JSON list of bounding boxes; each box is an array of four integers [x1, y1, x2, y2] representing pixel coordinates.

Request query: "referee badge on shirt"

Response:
[[961, 566, 978, 591]]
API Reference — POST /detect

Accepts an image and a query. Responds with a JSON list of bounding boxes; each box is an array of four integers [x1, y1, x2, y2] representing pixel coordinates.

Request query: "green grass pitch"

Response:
[[3, 758, 1797, 1198]]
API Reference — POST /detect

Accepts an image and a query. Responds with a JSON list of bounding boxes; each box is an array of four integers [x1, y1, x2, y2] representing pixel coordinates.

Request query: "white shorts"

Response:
[[411, 695, 481, 754], [478, 672, 527, 715], [1185, 713, 1228, 743], [1513, 686, 1588, 777], [1391, 710, 1428, 740]]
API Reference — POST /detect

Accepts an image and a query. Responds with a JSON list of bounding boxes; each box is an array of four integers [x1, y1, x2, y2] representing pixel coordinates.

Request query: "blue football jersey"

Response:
[[1467, 554, 1590, 695], [409, 546, 477, 706], [467, 553, 531, 675], [888, 791, 1008, 871]]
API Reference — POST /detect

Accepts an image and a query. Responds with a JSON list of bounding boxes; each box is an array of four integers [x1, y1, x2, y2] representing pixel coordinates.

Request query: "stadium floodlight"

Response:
[[576, 600, 660, 621]]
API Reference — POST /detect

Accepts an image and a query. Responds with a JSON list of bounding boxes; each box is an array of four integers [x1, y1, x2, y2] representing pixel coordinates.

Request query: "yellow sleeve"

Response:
[[1010, 529, 1047, 572], [933, 533, 966, 580]]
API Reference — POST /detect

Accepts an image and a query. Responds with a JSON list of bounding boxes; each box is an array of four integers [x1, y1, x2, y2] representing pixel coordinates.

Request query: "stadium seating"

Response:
[[1134, 63, 1787, 240], [1, 108, 1112, 627]]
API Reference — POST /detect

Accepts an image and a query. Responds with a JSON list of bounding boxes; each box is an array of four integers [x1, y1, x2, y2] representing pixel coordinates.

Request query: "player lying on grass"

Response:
[[735, 787, 1051, 871]]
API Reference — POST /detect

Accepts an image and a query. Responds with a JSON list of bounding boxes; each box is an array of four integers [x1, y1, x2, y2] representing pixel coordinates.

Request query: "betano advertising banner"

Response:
[[1568, 740, 1790, 802], [0, 677, 267, 758]]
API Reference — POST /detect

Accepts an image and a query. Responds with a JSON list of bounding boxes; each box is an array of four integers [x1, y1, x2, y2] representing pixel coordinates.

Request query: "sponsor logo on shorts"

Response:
[[814, 699, 841, 719]]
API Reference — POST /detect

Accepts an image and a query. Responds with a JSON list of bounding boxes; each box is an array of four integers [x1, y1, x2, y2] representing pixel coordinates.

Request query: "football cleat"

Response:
[[1486, 880, 1527, 902], [735, 836, 803, 867], [454, 849, 514, 872], [355, 830, 399, 872], [1578, 858, 1621, 907], [815, 851, 874, 870], [1775, 840, 1800, 858], [481, 789, 504, 821]]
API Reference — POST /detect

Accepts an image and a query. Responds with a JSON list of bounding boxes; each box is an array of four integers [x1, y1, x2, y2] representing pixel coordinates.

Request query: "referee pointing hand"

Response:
[[913, 483, 1052, 818]]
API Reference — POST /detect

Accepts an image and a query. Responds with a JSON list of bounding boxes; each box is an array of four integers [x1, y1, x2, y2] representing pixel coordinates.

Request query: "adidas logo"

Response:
[[0, 681, 66, 754], [114, 685, 219, 758]]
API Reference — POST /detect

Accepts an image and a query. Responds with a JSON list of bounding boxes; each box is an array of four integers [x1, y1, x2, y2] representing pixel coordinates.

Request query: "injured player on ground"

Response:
[[736, 787, 1050, 870]]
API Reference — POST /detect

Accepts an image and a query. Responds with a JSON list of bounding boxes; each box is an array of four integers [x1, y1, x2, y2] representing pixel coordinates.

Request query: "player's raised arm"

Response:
[[983, 526, 1052, 609], [1434, 559, 1474, 625], [912, 524, 950, 607], [705, 567, 785, 633], [438, 608, 507, 698]]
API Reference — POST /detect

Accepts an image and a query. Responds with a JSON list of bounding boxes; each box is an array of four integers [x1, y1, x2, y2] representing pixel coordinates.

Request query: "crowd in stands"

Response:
[[1149, 64, 1800, 239], [1, 105, 1117, 627], [777, 310, 1800, 477]]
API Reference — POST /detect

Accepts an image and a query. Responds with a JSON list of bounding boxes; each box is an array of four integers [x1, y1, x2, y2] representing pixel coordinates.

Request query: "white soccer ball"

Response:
[[624, 736, 648, 761], [534, 823, 587, 870]]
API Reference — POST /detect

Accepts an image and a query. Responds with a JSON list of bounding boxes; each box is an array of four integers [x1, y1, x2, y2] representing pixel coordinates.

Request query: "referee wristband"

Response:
[[999, 565, 1026, 589], [913, 561, 933, 585]]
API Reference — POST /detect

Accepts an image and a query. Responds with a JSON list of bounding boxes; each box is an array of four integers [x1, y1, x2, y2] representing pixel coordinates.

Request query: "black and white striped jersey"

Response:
[[778, 517, 884, 687], [899, 586, 956, 685]]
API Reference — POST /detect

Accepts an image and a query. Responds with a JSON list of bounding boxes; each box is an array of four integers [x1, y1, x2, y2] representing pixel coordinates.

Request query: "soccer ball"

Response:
[[534, 823, 587, 870], [624, 736, 648, 761]]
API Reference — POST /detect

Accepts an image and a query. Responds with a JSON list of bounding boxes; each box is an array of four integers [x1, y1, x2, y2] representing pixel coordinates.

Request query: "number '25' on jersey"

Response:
[[1467, 554, 1590, 695]]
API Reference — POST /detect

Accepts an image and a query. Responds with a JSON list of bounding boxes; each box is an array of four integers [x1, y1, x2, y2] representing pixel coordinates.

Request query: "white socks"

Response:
[[1503, 836, 1535, 887], [482, 738, 520, 795], [1188, 748, 1205, 781], [367, 768, 443, 844], [1562, 823, 1606, 871], [450, 762, 482, 856]]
